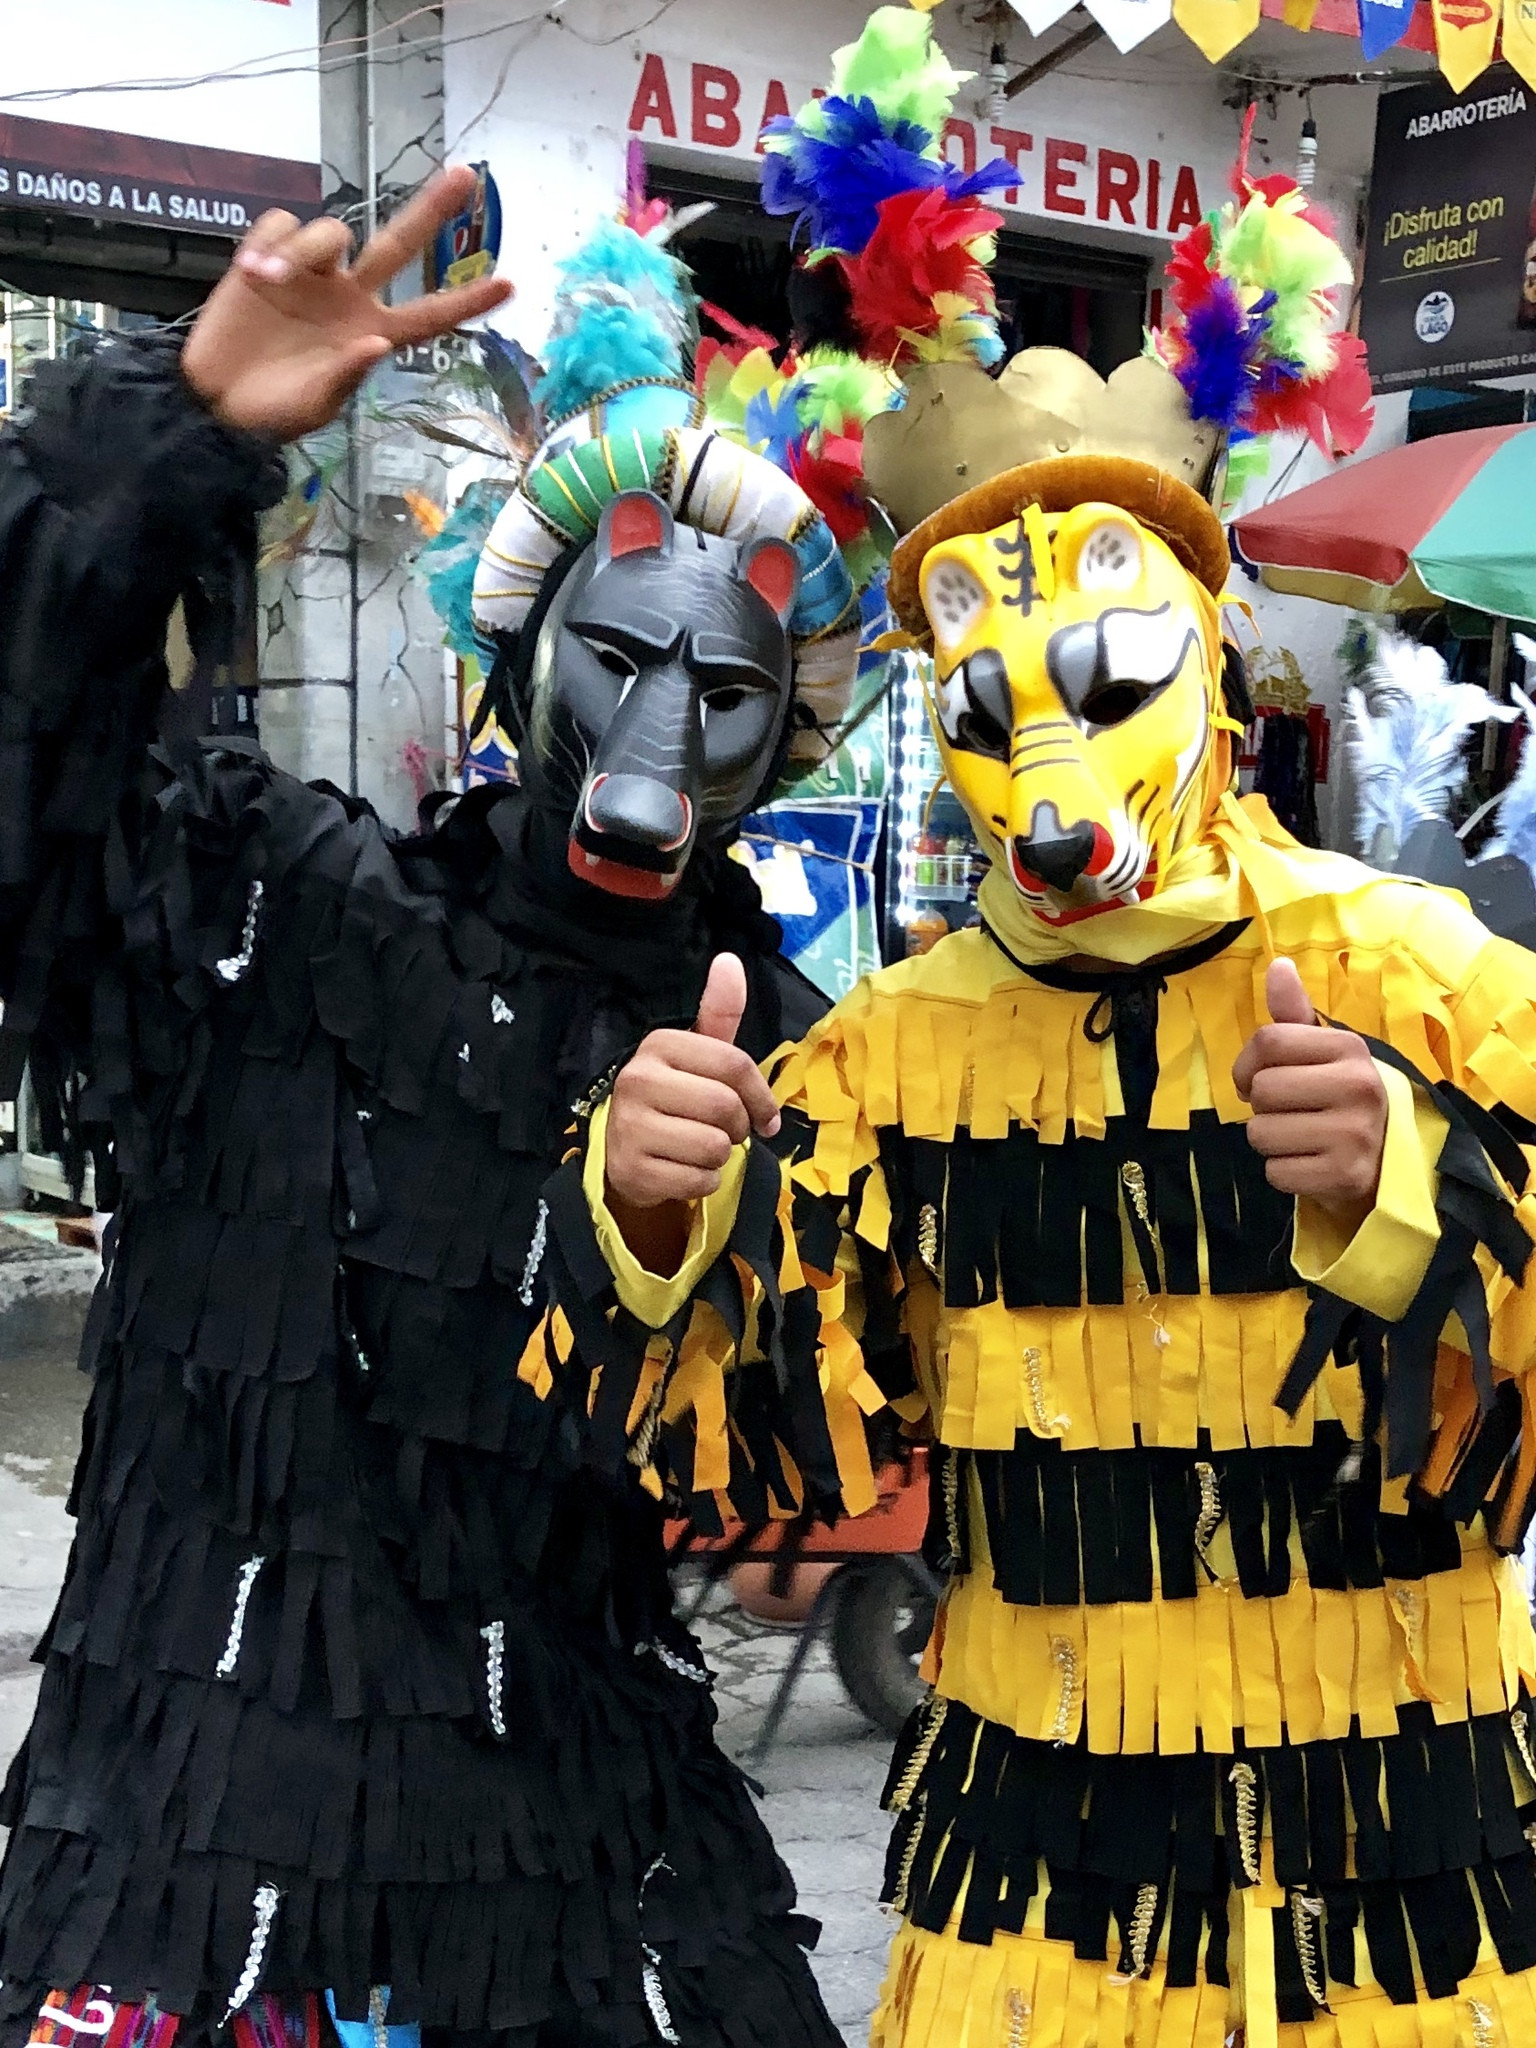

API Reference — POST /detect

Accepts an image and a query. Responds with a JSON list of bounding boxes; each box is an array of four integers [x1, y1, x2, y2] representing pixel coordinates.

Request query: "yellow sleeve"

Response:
[[1290, 1059, 1446, 1323], [581, 1096, 748, 1329]]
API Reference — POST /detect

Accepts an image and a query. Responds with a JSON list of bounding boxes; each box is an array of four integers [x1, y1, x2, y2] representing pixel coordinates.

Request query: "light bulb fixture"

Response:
[[988, 40, 1010, 124], [1297, 101, 1318, 191]]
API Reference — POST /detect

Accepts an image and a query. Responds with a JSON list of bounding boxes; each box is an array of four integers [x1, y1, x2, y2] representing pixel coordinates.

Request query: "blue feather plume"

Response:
[[536, 219, 696, 422], [1173, 278, 1275, 436], [761, 94, 1016, 256], [412, 480, 511, 662]]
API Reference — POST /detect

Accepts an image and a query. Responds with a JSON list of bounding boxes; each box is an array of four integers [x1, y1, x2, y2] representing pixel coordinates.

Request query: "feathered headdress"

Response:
[[761, 5, 1017, 371], [462, 190, 874, 768], [1149, 106, 1374, 490]]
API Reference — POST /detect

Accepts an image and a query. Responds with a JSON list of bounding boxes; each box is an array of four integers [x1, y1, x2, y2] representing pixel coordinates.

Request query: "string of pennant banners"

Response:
[[937, 0, 1535, 98]]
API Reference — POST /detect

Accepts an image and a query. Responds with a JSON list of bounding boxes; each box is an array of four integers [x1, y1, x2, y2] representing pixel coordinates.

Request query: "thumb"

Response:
[[695, 953, 748, 1045], [1266, 957, 1315, 1028]]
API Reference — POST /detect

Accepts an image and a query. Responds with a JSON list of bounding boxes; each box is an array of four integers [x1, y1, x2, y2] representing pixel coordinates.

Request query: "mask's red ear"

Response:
[[741, 536, 799, 625], [597, 490, 674, 567]]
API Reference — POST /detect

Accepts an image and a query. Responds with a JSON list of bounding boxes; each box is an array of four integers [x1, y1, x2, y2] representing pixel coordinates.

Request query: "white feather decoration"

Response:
[[1483, 683, 1536, 877], [1346, 631, 1516, 866]]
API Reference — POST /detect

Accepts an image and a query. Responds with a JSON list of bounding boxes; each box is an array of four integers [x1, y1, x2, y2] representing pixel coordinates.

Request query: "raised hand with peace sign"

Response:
[[183, 165, 513, 441]]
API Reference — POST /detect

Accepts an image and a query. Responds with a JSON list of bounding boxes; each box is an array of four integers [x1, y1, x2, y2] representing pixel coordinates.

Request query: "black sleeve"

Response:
[[0, 334, 286, 1175]]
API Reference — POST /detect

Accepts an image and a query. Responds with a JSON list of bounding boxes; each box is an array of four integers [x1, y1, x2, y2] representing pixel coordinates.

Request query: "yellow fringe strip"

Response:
[[929, 1289, 1335, 1453], [872, 1858, 1536, 2046], [934, 1541, 1536, 1754], [871, 1910, 1234, 2048]]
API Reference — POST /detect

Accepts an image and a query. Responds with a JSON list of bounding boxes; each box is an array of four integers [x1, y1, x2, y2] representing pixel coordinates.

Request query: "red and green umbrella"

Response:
[[1234, 424, 1536, 624]]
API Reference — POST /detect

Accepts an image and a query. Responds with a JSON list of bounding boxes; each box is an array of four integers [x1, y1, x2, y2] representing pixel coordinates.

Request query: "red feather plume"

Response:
[[837, 187, 1002, 364]]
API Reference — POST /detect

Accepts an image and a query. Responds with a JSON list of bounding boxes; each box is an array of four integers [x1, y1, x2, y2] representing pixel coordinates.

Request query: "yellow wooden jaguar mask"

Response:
[[915, 495, 1237, 929]]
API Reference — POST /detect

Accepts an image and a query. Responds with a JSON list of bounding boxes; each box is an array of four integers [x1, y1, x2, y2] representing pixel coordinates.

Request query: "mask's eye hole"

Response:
[[1080, 680, 1154, 729], [1075, 520, 1142, 593], [592, 644, 637, 684], [702, 686, 748, 715], [923, 558, 987, 651], [936, 647, 1011, 760]]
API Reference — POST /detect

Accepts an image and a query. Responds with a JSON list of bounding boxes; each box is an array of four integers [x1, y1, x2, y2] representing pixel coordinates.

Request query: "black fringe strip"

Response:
[[1280, 1036, 1536, 1546], [878, 1110, 1298, 1312], [535, 1112, 852, 1534], [881, 1694, 1536, 2013], [924, 1419, 1481, 1607]]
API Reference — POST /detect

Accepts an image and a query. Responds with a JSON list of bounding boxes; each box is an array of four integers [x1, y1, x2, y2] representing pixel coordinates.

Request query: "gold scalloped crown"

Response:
[[865, 349, 1230, 636]]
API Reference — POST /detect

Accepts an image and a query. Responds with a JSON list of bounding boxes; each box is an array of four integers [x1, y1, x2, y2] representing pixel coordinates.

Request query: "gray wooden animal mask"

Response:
[[523, 491, 800, 900]]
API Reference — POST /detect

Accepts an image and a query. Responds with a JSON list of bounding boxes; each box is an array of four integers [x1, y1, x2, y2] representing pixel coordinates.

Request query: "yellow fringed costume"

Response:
[[529, 24, 1536, 2033], [534, 434, 1536, 2046]]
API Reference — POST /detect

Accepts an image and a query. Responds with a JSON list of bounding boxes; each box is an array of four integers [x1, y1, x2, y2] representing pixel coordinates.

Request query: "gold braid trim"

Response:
[[1229, 1762, 1261, 1884], [1193, 1461, 1222, 1572], [888, 1792, 927, 1918], [917, 1203, 940, 1281], [1127, 1882, 1158, 1978], [1049, 1636, 1080, 1746], [942, 1453, 961, 1567], [890, 1695, 948, 1815], [1005, 1989, 1032, 2048], [1290, 1893, 1326, 2009], [1024, 1345, 1068, 1437], [627, 1373, 667, 1475]]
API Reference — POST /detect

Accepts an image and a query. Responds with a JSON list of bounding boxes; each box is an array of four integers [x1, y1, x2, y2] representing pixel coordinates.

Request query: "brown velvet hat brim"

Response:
[[887, 454, 1230, 639]]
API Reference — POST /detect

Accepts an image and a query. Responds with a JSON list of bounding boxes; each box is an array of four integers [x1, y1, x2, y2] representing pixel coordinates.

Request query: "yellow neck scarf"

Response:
[[977, 792, 1388, 969]]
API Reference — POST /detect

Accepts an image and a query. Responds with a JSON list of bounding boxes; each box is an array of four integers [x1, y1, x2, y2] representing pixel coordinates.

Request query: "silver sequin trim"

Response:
[[481, 1620, 506, 1737], [519, 1200, 549, 1308], [215, 880, 264, 985], [491, 994, 514, 1026], [220, 1882, 281, 2024], [639, 1857, 680, 2045], [636, 1640, 710, 1685], [215, 1555, 266, 1680]]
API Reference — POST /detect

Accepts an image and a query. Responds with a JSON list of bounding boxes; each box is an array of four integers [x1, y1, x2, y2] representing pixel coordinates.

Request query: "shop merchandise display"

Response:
[[541, 10, 1536, 2042], [0, 178, 882, 2048]]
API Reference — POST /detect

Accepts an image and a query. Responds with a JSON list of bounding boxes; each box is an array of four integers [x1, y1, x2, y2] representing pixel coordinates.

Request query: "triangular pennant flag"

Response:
[[1005, 0, 1080, 36], [1283, 0, 1321, 26], [1503, 0, 1536, 83], [1430, 0, 1500, 88], [1082, 0, 1175, 51], [1173, 0, 1262, 58], [1357, 0, 1418, 58]]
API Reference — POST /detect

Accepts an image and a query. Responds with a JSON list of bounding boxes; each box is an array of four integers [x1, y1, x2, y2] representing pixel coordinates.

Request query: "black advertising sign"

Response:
[[1359, 71, 1536, 391]]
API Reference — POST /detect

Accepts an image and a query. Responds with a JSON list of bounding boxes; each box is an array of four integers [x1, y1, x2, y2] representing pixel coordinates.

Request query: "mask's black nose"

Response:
[[1012, 801, 1097, 892], [584, 773, 692, 851]]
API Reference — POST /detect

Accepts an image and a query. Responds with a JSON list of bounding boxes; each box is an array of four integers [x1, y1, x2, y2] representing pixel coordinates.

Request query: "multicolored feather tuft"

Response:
[[761, 5, 1014, 371], [1149, 104, 1372, 465]]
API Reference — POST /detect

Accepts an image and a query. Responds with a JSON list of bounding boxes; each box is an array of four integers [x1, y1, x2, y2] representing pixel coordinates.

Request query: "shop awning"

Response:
[[1233, 425, 1536, 623]]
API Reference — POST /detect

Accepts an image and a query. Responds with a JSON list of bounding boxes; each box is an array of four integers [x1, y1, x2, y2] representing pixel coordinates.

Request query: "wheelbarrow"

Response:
[[666, 1449, 941, 1763]]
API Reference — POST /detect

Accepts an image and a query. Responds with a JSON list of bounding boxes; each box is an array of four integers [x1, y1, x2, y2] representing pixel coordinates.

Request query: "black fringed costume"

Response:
[[0, 342, 843, 2048]]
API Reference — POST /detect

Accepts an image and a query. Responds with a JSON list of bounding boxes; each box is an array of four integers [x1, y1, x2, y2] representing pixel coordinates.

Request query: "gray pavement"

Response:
[[0, 1316, 893, 2047]]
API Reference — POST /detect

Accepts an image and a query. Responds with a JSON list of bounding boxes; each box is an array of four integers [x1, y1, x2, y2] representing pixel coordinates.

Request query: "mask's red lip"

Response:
[[1032, 867, 1158, 927], [566, 842, 682, 900]]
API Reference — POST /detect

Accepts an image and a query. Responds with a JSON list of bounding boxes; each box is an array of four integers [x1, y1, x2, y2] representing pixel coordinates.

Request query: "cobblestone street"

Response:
[[687, 1583, 894, 2046], [0, 1289, 894, 2048]]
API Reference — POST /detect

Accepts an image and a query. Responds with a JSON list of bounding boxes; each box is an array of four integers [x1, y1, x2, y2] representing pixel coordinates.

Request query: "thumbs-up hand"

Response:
[[1232, 959, 1388, 1217], [604, 954, 783, 1215]]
